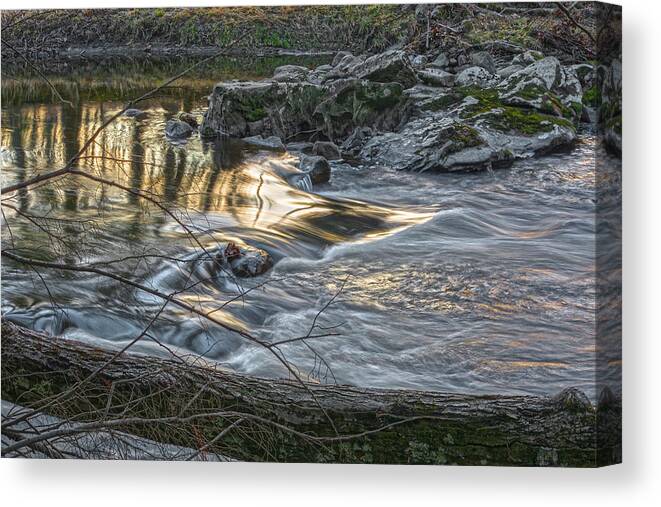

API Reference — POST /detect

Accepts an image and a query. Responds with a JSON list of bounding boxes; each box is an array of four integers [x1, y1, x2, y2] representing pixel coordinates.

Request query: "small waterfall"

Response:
[[294, 173, 313, 192]]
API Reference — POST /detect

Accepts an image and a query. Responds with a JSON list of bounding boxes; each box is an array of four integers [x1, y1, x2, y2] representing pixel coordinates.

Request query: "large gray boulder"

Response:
[[359, 81, 578, 173], [202, 78, 410, 142], [359, 116, 507, 172], [325, 50, 418, 88], [497, 56, 583, 122]]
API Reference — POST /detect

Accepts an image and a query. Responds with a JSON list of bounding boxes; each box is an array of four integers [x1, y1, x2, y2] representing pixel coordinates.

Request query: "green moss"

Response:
[[583, 85, 600, 107], [447, 124, 484, 151], [516, 83, 547, 101], [482, 108, 573, 135], [453, 85, 574, 135]]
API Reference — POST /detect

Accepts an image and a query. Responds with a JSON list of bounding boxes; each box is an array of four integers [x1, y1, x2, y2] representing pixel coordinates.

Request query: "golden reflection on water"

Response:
[[2, 99, 434, 253]]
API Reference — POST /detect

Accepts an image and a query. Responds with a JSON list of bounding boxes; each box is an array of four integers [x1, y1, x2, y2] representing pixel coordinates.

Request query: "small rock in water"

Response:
[[242, 135, 285, 151], [216, 242, 273, 278], [178, 112, 199, 129], [165, 119, 194, 139], [299, 154, 331, 184], [124, 108, 146, 118], [312, 141, 341, 160]]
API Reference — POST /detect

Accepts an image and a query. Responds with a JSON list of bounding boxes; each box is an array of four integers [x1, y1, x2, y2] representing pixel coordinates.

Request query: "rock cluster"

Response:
[[201, 48, 596, 174]]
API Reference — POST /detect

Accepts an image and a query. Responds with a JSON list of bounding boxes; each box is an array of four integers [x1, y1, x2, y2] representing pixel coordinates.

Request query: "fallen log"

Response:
[[1, 321, 620, 466]]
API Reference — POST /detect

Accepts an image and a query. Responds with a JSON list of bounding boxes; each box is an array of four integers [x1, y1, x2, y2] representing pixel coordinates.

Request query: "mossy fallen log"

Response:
[[1, 321, 620, 466]]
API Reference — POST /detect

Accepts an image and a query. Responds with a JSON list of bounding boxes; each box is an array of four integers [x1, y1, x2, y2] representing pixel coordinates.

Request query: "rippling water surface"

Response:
[[1, 55, 619, 400]]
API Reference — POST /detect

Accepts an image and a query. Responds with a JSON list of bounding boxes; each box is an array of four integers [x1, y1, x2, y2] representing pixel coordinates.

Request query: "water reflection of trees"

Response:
[[2, 98, 410, 261]]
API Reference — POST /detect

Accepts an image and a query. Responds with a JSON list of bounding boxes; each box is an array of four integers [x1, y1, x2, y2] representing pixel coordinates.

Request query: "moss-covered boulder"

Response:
[[360, 83, 576, 172], [497, 56, 583, 123], [360, 115, 512, 172], [202, 76, 411, 143], [314, 78, 411, 140]]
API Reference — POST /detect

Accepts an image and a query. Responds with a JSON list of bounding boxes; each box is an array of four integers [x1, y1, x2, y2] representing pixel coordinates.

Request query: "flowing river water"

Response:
[[1, 55, 619, 400]]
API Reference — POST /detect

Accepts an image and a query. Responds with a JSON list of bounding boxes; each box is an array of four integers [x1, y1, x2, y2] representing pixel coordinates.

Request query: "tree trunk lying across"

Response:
[[1, 321, 621, 466]]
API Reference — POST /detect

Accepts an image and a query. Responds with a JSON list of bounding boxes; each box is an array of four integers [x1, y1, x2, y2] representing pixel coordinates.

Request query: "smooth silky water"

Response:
[[1, 55, 617, 400]]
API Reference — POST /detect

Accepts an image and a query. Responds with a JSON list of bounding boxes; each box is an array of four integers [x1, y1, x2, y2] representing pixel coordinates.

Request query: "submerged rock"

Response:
[[299, 154, 331, 184], [216, 242, 273, 278], [165, 119, 194, 139], [242, 135, 286, 151]]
